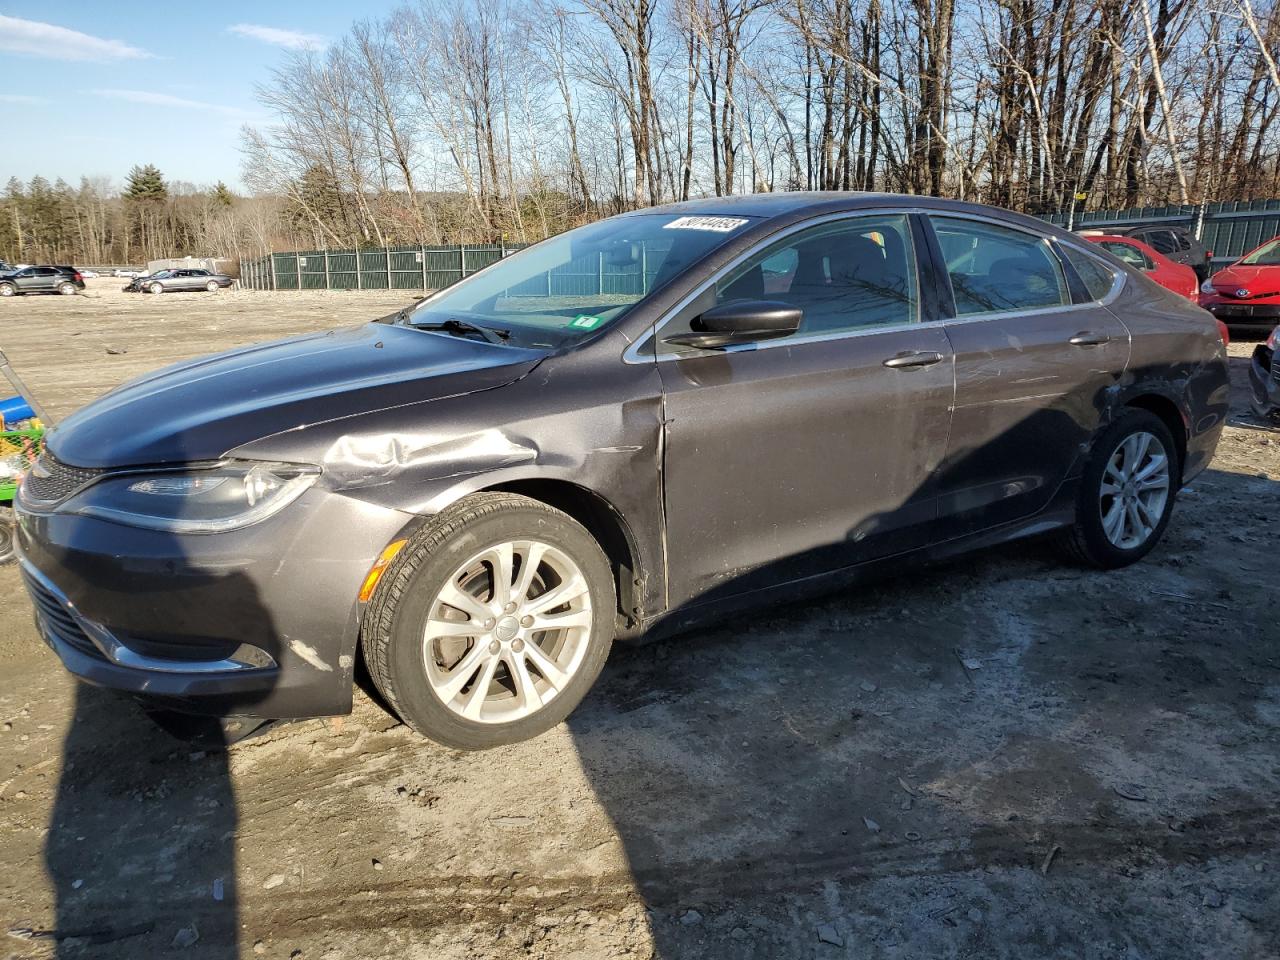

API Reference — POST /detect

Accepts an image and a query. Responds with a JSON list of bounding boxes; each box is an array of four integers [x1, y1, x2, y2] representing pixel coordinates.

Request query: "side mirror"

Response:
[[662, 299, 802, 350]]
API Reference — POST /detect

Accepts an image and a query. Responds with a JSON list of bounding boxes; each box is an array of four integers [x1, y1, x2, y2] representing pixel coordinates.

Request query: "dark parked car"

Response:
[[15, 194, 1228, 749], [1248, 325, 1280, 419], [123, 268, 232, 293], [0, 265, 85, 296], [1114, 224, 1213, 280]]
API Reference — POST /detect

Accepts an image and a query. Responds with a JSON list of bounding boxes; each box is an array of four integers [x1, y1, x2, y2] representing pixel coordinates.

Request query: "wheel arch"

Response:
[[1122, 392, 1188, 482], [481, 478, 644, 628]]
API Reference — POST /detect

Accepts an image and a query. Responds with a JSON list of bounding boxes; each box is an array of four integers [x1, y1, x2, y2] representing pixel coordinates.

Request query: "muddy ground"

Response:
[[0, 278, 1277, 960]]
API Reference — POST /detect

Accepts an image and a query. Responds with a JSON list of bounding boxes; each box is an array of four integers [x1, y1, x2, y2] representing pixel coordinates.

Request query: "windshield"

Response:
[[406, 213, 758, 348], [1240, 238, 1280, 266]]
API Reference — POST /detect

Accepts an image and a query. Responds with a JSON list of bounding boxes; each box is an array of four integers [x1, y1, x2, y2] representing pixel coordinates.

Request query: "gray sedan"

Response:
[[138, 269, 233, 293], [16, 192, 1229, 750]]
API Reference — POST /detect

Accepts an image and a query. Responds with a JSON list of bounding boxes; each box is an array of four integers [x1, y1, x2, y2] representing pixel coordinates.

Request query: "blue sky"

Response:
[[0, 3, 389, 191]]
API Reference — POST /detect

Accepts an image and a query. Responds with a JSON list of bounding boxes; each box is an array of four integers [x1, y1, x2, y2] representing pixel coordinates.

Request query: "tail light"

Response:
[[1216, 320, 1230, 346], [73, 272, 82, 282]]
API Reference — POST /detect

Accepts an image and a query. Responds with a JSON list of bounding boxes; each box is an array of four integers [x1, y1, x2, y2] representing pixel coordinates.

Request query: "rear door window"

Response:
[[1145, 230, 1179, 255], [1097, 240, 1154, 271], [930, 217, 1070, 316]]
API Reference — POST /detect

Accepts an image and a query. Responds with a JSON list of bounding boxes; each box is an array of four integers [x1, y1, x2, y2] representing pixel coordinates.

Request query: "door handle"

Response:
[[1069, 332, 1111, 346], [882, 350, 945, 369]]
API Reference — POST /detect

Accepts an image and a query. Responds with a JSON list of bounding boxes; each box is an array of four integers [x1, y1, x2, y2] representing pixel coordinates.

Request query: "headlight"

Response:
[[1200, 278, 1216, 295], [1268, 326, 1280, 350], [62, 460, 319, 533]]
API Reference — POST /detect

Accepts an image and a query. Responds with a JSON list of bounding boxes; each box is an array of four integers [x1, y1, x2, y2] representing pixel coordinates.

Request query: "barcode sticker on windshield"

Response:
[[663, 216, 750, 233]]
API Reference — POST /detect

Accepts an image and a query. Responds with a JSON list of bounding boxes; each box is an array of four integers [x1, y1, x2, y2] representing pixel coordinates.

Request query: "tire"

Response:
[[362, 492, 615, 750], [149, 282, 164, 294], [1059, 409, 1178, 569], [206, 280, 219, 292], [0, 283, 15, 297], [58, 282, 76, 295]]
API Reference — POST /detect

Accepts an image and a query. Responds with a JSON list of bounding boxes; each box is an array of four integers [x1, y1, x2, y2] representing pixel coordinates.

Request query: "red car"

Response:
[[1199, 235, 1280, 331], [1083, 233, 1199, 300], [1085, 233, 1228, 344]]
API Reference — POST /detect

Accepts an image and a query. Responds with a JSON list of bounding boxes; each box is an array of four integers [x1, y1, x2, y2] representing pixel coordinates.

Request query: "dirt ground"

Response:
[[0, 278, 1277, 960]]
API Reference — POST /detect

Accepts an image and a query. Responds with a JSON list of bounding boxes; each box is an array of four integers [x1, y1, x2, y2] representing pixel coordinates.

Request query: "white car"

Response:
[[80, 270, 99, 279]]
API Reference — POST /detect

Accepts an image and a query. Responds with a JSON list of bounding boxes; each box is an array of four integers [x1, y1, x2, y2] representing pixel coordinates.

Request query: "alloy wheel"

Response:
[[1098, 430, 1170, 550], [422, 540, 593, 724]]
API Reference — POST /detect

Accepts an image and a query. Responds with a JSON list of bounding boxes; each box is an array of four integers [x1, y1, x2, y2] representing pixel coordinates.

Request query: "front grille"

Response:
[[23, 453, 106, 504], [20, 567, 103, 660]]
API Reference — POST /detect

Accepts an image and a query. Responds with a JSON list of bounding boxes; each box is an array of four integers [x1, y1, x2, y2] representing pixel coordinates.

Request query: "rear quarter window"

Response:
[[1062, 246, 1119, 300]]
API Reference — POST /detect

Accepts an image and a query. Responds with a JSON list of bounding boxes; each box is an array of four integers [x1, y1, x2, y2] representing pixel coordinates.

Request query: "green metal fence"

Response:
[[238, 240, 669, 296], [1044, 199, 1280, 266], [240, 244, 526, 292]]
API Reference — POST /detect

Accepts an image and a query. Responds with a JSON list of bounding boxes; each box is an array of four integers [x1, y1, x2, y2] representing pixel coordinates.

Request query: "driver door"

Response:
[[654, 213, 955, 609]]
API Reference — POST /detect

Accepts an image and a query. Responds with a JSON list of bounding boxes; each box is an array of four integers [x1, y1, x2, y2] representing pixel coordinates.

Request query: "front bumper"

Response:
[[1202, 300, 1280, 326], [16, 487, 414, 719], [1249, 343, 1280, 416]]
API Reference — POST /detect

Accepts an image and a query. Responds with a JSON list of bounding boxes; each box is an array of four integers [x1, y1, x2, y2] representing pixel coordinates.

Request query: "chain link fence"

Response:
[[239, 244, 528, 292]]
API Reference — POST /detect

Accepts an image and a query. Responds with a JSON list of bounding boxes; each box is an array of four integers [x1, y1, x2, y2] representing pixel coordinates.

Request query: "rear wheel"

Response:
[[1059, 409, 1177, 568], [149, 282, 164, 294], [58, 282, 76, 295], [362, 493, 615, 750]]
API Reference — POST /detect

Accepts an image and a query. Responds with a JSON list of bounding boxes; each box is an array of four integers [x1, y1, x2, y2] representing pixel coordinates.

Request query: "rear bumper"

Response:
[[15, 488, 414, 719]]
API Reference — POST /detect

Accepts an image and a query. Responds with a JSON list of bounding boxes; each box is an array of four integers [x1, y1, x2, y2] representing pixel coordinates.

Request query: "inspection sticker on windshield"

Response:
[[663, 215, 750, 233], [569, 315, 604, 330]]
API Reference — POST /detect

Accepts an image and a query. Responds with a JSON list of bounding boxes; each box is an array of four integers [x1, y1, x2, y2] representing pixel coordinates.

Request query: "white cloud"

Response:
[[227, 23, 327, 51], [0, 15, 153, 62], [0, 94, 46, 104], [90, 89, 252, 118]]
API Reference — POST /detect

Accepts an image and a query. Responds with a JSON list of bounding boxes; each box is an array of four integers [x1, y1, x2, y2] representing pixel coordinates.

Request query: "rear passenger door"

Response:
[[926, 216, 1130, 538]]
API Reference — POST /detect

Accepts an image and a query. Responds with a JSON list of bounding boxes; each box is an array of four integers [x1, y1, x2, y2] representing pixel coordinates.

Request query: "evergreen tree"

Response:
[[124, 164, 167, 202], [211, 181, 235, 208]]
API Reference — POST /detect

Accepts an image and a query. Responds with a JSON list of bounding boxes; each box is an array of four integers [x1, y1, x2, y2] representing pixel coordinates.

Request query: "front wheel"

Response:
[[362, 492, 615, 750], [149, 282, 164, 294], [206, 280, 219, 292], [1059, 409, 1178, 569], [0, 283, 15, 297]]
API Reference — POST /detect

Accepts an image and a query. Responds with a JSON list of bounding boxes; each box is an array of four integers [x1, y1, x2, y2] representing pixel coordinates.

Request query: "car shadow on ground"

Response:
[[45, 687, 239, 957], [563, 464, 1280, 959], [41, 558, 282, 957]]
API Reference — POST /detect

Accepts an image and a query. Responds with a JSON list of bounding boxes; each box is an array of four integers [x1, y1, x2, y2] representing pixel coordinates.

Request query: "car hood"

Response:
[[1211, 264, 1280, 297], [48, 323, 545, 468]]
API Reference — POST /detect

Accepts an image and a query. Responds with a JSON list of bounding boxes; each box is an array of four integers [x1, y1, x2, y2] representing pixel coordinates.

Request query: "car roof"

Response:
[[614, 191, 1072, 238]]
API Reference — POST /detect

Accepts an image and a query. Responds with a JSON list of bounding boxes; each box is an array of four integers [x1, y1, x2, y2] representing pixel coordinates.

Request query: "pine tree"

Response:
[[211, 181, 235, 208], [124, 164, 167, 202]]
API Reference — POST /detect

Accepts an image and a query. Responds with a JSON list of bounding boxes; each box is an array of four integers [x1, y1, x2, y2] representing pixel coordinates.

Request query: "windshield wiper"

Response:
[[413, 317, 511, 345]]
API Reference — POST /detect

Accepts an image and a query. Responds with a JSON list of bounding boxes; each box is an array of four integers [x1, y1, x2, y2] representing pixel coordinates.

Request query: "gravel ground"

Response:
[[0, 279, 1277, 960]]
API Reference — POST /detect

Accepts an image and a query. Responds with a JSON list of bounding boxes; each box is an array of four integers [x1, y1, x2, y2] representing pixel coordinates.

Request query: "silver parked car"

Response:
[[134, 269, 233, 294]]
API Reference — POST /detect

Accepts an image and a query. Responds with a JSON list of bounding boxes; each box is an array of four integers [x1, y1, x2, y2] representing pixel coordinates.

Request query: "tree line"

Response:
[[243, 0, 1280, 249], [6, 0, 1280, 265], [0, 166, 281, 267]]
